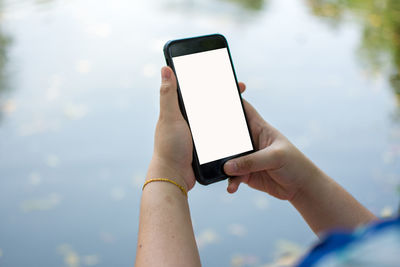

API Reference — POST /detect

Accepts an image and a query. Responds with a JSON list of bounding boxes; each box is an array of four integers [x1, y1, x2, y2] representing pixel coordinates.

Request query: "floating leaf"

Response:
[[65, 251, 79, 267], [57, 243, 73, 255], [18, 118, 58, 136], [82, 254, 100, 266], [196, 229, 220, 249], [260, 239, 304, 267], [230, 254, 259, 267], [1, 99, 16, 114], [132, 172, 145, 190], [142, 63, 157, 78], [28, 172, 42, 186], [100, 232, 116, 244], [253, 195, 269, 210], [57, 244, 80, 267], [227, 223, 247, 237], [45, 74, 62, 101], [76, 60, 92, 74], [45, 154, 60, 168], [63, 103, 88, 120], [20, 193, 61, 212], [380, 206, 394, 218], [110, 187, 126, 201]]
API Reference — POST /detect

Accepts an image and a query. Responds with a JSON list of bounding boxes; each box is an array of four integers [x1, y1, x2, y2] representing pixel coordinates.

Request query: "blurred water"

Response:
[[0, 0, 399, 266]]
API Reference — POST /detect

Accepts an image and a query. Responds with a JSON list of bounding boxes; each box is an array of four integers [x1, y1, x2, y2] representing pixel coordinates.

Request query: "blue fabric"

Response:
[[296, 217, 400, 267]]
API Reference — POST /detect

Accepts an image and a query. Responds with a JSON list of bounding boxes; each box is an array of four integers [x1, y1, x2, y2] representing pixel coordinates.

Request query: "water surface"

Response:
[[0, 0, 399, 266]]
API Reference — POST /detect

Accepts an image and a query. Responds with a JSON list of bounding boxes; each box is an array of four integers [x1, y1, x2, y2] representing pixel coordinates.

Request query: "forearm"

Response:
[[290, 162, 377, 236], [135, 163, 201, 267]]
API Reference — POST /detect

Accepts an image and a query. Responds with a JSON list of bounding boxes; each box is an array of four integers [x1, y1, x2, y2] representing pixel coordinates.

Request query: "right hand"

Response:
[[224, 83, 322, 201]]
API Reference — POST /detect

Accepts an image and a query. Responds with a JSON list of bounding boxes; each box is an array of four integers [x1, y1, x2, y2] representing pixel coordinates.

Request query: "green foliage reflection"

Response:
[[0, 0, 11, 96], [221, 0, 264, 11], [0, 0, 12, 122], [307, 0, 400, 106]]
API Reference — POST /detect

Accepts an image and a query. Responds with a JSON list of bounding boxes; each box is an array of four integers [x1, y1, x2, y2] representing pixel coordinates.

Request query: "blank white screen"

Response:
[[172, 48, 253, 164]]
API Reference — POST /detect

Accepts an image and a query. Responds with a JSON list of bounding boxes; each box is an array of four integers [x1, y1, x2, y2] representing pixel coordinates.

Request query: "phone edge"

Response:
[[163, 34, 255, 185]]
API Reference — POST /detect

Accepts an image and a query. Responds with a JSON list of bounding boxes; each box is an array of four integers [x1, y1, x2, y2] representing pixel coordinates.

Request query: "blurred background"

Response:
[[0, 0, 399, 266]]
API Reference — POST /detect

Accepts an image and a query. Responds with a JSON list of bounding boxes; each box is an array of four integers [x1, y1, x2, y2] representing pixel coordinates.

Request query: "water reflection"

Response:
[[0, 0, 399, 266], [0, 0, 12, 122], [307, 0, 400, 212], [307, 0, 400, 108], [222, 0, 265, 11], [163, 0, 266, 22]]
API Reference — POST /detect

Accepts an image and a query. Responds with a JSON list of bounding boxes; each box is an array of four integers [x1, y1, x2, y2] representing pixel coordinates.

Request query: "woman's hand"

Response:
[[147, 67, 196, 191], [224, 84, 322, 201], [147, 67, 248, 192], [225, 84, 376, 234]]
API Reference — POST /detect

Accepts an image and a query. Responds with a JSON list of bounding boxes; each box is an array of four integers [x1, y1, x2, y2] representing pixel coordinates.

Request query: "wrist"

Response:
[[147, 157, 188, 192], [289, 163, 329, 206]]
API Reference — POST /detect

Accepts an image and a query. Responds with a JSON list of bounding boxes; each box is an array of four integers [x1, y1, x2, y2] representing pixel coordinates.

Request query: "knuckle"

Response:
[[237, 158, 253, 171], [159, 83, 172, 95], [271, 146, 286, 162]]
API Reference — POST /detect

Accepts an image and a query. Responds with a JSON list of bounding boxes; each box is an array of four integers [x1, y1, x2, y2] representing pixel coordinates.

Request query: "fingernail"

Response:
[[225, 161, 238, 173], [161, 67, 171, 81]]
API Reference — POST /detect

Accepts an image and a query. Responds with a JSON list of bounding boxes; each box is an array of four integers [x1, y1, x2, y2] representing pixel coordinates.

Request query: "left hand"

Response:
[[147, 67, 196, 191]]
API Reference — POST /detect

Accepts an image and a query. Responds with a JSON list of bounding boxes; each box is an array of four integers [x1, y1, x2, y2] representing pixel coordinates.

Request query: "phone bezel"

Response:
[[163, 34, 255, 185]]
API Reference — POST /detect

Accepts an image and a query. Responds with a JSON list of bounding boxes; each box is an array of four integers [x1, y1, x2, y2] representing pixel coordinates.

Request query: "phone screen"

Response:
[[172, 48, 253, 164]]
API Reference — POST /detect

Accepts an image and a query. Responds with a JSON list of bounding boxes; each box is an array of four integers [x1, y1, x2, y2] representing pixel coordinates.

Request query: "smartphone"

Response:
[[163, 34, 254, 185]]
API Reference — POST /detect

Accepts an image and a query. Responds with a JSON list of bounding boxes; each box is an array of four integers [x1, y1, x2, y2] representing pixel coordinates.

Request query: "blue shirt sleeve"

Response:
[[296, 216, 400, 267]]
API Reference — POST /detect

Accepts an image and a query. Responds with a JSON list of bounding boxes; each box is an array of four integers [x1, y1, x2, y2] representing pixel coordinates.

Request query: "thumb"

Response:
[[224, 148, 273, 176], [159, 66, 181, 120]]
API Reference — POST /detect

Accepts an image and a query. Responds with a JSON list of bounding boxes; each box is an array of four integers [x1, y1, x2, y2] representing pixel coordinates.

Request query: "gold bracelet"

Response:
[[142, 178, 188, 197]]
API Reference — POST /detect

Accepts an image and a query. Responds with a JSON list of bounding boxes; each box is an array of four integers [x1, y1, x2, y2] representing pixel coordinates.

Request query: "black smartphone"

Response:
[[163, 34, 255, 185]]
